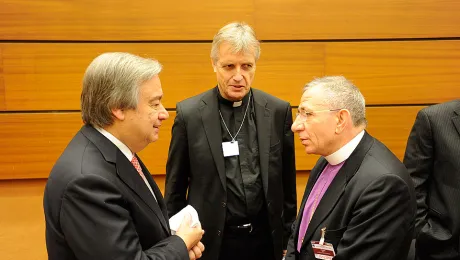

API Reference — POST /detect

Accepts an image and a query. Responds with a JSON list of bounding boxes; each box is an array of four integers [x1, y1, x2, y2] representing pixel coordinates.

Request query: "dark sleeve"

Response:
[[334, 175, 414, 260], [165, 103, 190, 217], [284, 221, 298, 260], [60, 174, 189, 260], [403, 109, 433, 235], [281, 103, 297, 249]]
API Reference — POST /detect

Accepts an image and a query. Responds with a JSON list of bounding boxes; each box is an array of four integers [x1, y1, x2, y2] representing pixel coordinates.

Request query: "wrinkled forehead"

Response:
[[299, 86, 328, 110]]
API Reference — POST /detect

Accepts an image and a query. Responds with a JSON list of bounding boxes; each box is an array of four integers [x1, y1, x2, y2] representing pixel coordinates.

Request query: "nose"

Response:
[[233, 67, 243, 82], [291, 117, 305, 133], [159, 104, 169, 120]]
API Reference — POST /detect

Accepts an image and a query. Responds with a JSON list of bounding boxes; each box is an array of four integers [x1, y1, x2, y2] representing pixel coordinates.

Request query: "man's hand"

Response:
[[188, 241, 205, 260], [176, 213, 204, 250]]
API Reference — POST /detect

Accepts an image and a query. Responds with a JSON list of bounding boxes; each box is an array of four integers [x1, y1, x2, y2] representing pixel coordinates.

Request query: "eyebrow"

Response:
[[149, 95, 163, 103], [220, 61, 253, 65], [298, 105, 309, 111]]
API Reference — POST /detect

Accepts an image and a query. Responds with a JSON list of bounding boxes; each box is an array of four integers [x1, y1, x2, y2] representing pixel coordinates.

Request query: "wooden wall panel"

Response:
[[324, 41, 460, 105], [256, 42, 325, 102], [254, 0, 460, 40], [0, 113, 84, 180], [1, 0, 459, 40], [0, 107, 422, 180], [1, 41, 458, 111], [366, 106, 422, 159], [0, 1, 254, 41], [0, 43, 216, 111], [0, 179, 48, 260], [0, 46, 5, 110]]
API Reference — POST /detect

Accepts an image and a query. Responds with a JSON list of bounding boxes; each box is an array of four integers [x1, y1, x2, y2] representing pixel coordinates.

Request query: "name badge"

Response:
[[222, 141, 239, 157], [311, 241, 336, 259], [311, 227, 335, 259]]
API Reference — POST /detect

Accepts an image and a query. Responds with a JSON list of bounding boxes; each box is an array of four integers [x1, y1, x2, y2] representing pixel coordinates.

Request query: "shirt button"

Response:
[[221, 202, 227, 208], [217, 230, 221, 236]]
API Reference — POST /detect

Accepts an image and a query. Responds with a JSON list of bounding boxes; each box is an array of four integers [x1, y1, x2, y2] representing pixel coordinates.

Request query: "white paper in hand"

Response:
[[169, 205, 200, 235]]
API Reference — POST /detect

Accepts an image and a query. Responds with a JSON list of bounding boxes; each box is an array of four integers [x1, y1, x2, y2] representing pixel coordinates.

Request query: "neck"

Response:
[[327, 126, 365, 156], [219, 91, 242, 102], [103, 124, 140, 154]]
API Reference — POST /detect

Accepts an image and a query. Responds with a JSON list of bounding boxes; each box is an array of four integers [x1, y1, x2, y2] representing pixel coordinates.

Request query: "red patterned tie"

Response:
[[131, 155, 157, 201], [131, 156, 144, 177]]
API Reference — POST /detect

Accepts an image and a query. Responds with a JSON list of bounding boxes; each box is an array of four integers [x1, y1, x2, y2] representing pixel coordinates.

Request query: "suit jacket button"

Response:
[[221, 202, 226, 208], [217, 230, 221, 236]]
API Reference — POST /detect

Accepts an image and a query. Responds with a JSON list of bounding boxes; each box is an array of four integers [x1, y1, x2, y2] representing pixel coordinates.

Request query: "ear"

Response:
[[335, 109, 350, 134], [112, 108, 125, 121]]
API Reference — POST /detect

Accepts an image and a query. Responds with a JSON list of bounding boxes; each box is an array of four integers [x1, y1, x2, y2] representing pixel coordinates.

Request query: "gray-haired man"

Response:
[[287, 76, 416, 259], [44, 53, 204, 260], [165, 22, 297, 260]]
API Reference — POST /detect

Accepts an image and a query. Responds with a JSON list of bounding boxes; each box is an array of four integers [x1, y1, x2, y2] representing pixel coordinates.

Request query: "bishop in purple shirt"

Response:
[[285, 76, 416, 260]]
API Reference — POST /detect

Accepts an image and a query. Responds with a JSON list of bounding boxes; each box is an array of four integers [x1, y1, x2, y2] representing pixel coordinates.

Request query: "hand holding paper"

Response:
[[169, 205, 201, 233]]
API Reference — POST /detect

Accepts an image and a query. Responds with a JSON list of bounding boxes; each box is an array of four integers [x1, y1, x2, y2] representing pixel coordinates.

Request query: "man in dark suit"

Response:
[[286, 76, 416, 260], [165, 22, 297, 260], [44, 52, 205, 260], [404, 99, 460, 260]]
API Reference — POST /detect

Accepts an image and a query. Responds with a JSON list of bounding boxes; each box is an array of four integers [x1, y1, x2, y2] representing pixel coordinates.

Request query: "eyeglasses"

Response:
[[295, 108, 342, 122]]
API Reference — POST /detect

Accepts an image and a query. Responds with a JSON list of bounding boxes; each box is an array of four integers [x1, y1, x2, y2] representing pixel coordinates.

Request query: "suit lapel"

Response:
[[80, 125, 170, 234], [137, 156, 171, 233], [116, 152, 170, 234], [301, 132, 374, 249], [294, 159, 327, 248], [200, 89, 227, 191], [254, 90, 271, 196], [452, 102, 460, 137]]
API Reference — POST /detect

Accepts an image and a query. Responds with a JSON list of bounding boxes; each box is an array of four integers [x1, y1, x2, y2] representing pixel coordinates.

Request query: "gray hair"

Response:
[[81, 52, 162, 128], [211, 22, 261, 63], [303, 76, 367, 127]]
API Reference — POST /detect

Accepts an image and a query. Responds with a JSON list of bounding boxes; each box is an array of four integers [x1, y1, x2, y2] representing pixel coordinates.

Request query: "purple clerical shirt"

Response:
[[297, 161, 345, 252]]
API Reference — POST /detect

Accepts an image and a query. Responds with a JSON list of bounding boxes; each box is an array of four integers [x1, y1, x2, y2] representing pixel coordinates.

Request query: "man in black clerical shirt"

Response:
[[165, 22, 297, 260]]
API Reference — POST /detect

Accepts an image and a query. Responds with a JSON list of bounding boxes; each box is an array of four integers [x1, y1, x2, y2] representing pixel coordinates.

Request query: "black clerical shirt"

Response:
[[216, 87, 265, 226]]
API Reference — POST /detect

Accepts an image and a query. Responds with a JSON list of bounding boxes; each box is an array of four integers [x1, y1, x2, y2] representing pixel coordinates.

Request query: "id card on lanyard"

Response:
[[311, 227, 336, 259], [222, 141, 239, 157]]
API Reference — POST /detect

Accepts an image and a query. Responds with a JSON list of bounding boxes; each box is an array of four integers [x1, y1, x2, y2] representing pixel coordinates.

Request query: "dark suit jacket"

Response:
[[44, 125, 188, 260], [286, 132, 416, 260], [165, 88, 297, 260], [403, 100, 460, 260]]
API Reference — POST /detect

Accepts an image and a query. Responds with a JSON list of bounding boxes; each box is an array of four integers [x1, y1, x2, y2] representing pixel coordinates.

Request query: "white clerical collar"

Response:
[[233, 101, 243, 107], [95, 127, 134, 161], [325, 130, 365, 165]]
